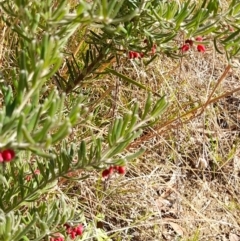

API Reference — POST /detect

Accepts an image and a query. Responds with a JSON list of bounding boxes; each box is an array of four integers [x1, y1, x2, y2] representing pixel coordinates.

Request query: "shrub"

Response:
[[0, 0, 240, 239]]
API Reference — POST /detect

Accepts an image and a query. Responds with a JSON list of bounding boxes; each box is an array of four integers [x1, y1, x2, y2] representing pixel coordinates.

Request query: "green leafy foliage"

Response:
[[0, 0, 239, 240]]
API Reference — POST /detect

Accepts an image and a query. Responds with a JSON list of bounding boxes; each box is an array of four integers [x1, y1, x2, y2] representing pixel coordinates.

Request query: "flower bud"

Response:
[[185, 39, 193, 46], [117, 166, 126, 175], [197, 44, 206, 52], [0, 153, 3, 163], [2, 149, 15, 162], [75, 224, 84, 235], [195, 36, 203, 41], [102, 169, 110, 178], [181, 44, 190, 52]]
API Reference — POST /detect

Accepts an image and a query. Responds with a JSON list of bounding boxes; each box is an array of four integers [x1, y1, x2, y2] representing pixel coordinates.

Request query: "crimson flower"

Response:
[[50, 233, 64, 241], [185, 39, 193, 46], [73, 224, 84, 236], [65, 224, 84, 240], [116, 166, 126, 175], [102, 165, 126, 178], [102, 169, 110, 179], [197, 44, 206, 52], [1, 149, 15, 162], [181, 44, 190, 52], [195, 36, 203, 41], [0, 153, 3, 163], [129, 51, 144, 59]]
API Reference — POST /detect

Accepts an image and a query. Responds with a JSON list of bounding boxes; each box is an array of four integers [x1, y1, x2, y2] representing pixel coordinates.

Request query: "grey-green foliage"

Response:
[[0, 196, 76, 241], [0, 0, 168, 240], [2, 0, 239, 240], [0, 92, 167, 240], [0, 93, 167, 212], [58, 0, 240, 93], [0, 0, 141, 153]]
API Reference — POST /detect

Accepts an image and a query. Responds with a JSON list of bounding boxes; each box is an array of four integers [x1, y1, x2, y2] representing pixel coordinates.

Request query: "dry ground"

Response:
[[1, 1, 240, 240], [62, 43, 240, 240]]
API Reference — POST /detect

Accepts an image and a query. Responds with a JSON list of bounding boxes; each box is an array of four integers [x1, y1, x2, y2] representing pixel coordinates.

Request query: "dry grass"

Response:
[[60, 41, 240, 240], [1, 1, 240, 241]]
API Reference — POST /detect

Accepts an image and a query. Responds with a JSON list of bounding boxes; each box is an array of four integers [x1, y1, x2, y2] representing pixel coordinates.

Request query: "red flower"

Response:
[[116, 166, 126, 175], [102, 169, 110, 178], [181, 44, 190, 52], [129, 51, 144, 59], [70, 232, 76, 239], [108, 166, 114, 175], [197, 44, 206, 52], [1, 149, 15, 162], [50, 238, 64, 241], [74, 224, 84, 235], [0, 153, 3, 163], [185, 39, 193, 46], [65, 223, 84, 240], [195, 36, 203, 41], [102, 165, 126, 178], [50, 233, 64, 241], [128, 51, 134, 59]]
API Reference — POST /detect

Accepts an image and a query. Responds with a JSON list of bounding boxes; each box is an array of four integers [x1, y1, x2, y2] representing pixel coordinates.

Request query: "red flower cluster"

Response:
[[128, 40, 157, 59], [50, 224, 84, 241], [129, 51, 144, 59], [64, 223, 84, 240], [0, 149, 15, 163], [180, 36, 206, 53], [50, 233, 64, 241], [102, 165, 126, 179]]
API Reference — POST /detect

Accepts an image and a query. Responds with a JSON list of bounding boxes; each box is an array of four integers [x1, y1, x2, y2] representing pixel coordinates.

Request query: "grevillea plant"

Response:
[[0, 0, 240, 240]]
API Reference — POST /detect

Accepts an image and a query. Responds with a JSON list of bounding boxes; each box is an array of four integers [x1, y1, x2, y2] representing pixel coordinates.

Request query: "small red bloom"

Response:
[[70, 232, 76, 239], [132, 52, 139, 58], [74, 224, 84, 235], [197, 44, 206, 52], [50, 233, 64, 241], [185, 39, 193, 46], [64, 223, 70, 229], [0, 153, 3, 163], [195, 36, 203, 41], [102, 169, 110, 178], [116, 166, 126, 175], [181, 44, 190, 52], [129, 51, 134, 59], [66, 227, 72, 234], [129, 51, 143, 59], [2, 149, 15, 162], [108, 166, 114, 175]]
